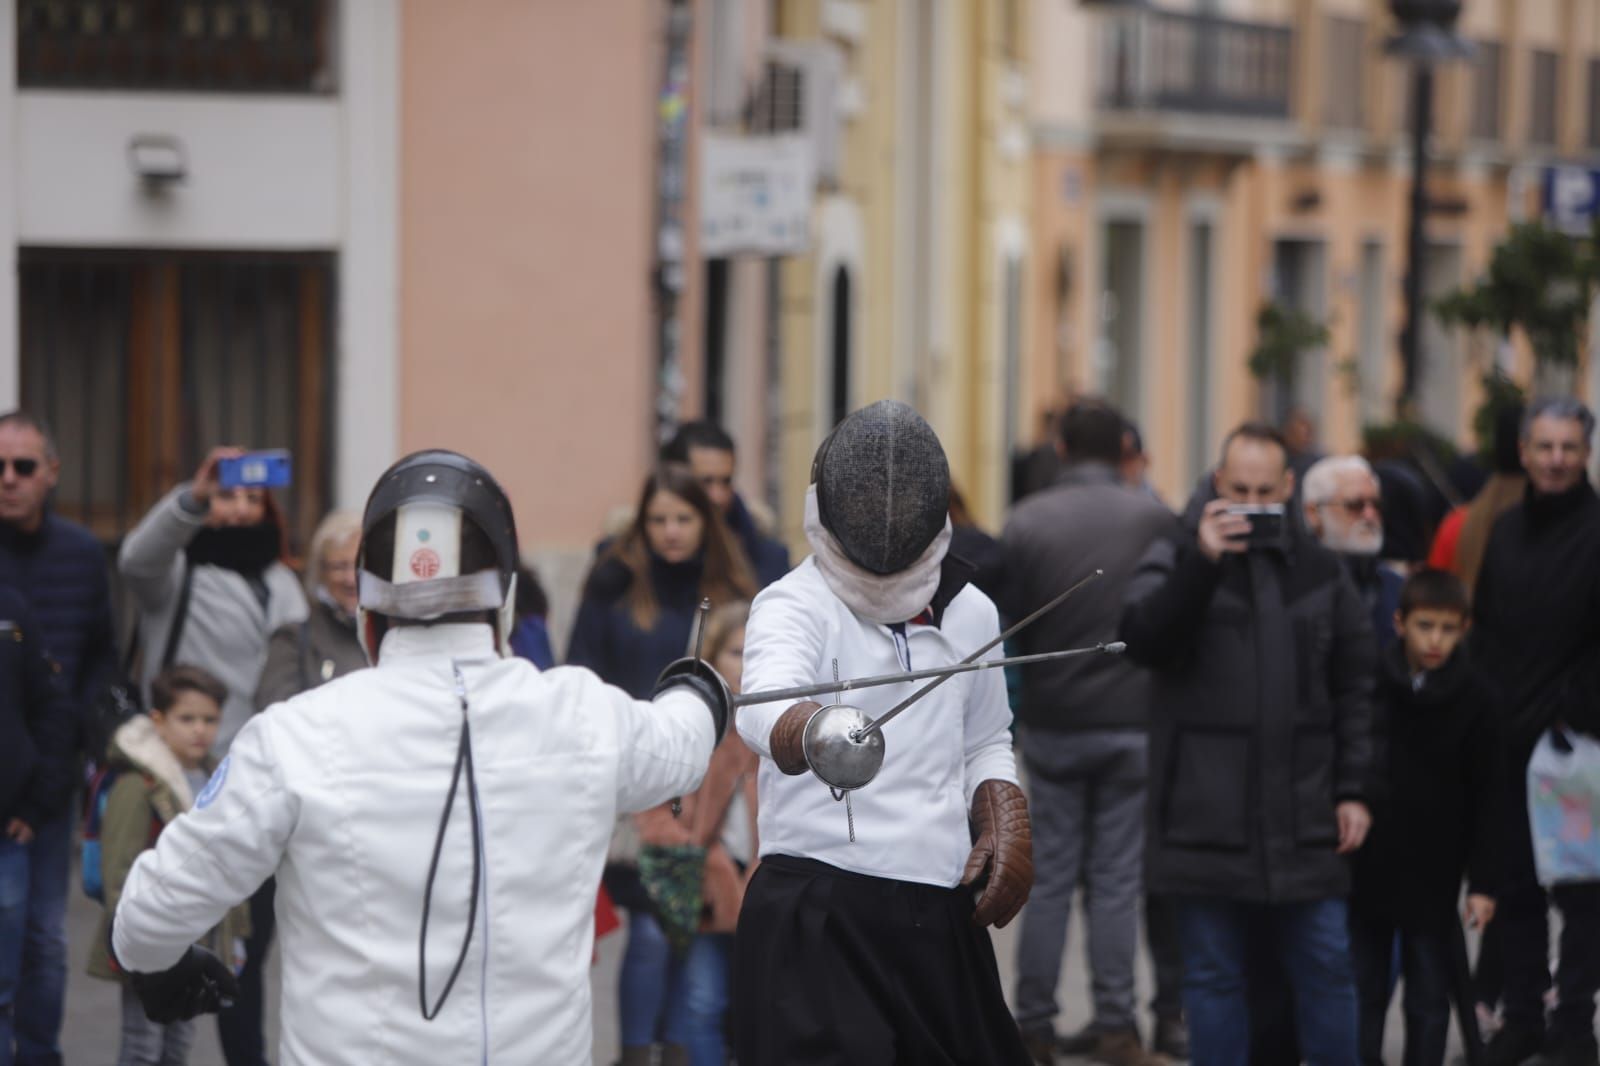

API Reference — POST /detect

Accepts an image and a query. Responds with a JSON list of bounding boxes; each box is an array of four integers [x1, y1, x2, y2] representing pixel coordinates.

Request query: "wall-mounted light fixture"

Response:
[[127, 134, 187, 190]]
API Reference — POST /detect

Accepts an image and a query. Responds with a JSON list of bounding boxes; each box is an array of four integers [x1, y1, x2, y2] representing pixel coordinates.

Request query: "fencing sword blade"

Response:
[[851, 642, 1126, 740], [844, 567, 1104, 740], [691, 597, 711, 661], [733, 642, 1126, 707], [732, 569, 1104, 709]]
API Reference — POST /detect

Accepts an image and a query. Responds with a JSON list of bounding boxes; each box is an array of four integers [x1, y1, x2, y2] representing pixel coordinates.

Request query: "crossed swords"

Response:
[[689, 569, 1126, 792]]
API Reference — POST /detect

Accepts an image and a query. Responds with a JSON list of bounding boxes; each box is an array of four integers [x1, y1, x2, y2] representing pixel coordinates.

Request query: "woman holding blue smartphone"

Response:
[[117, 444, 307, 1066]]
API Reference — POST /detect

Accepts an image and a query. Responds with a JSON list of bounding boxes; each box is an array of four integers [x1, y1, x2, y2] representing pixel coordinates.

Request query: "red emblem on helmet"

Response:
[[410, 548, 441, 579]]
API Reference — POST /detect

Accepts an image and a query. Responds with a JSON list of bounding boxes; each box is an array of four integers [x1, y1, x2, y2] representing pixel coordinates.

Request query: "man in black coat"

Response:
[[0, 410, 117, 1064], [0, 584, 75, 1066], [1120, 423, 1376, 1066], [1473, 398, 1600, 1066]]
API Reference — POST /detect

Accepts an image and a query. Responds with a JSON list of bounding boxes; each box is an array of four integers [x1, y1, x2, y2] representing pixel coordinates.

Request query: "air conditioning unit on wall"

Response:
[[752, 41, 844, 186]]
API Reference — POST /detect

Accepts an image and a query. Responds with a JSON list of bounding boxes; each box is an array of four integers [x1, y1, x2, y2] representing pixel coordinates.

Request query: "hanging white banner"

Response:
[[699, 133, 814, 256]]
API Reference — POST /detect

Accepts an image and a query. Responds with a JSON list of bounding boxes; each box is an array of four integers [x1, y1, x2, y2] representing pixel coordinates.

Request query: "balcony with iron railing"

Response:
[[1097, 7, 1295, 121]]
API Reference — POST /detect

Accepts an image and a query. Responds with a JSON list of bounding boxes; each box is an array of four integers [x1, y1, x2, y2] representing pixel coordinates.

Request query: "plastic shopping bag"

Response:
[[1528, 727, 1600, 886]]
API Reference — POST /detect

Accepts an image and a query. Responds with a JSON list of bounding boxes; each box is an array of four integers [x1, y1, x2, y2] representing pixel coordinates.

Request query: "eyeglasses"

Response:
[[1319, 497, 1382, 516], [0, 459, 40, 478]]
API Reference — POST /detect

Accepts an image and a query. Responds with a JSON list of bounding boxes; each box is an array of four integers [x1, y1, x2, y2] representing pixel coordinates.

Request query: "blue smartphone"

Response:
[[218, 450, 293, 490]]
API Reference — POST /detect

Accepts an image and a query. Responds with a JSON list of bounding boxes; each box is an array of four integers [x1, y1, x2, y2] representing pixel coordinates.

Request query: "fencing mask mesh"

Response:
[[812, 400, 951, 576]]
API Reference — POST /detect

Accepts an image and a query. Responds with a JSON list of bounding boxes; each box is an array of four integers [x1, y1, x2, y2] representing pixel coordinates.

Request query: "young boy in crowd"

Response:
[[1349, 568, 1501, 1066], [87, 665, 249, 1066]]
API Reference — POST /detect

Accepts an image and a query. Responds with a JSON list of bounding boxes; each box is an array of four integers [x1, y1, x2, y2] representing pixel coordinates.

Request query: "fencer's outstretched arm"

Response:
[[736, 579, 830, 760], [612, 672, 722, 815], [114, 716, 297, 974]]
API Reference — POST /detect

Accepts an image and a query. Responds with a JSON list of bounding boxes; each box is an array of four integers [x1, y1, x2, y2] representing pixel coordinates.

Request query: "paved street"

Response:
[[62, 850, 1467, 1065]]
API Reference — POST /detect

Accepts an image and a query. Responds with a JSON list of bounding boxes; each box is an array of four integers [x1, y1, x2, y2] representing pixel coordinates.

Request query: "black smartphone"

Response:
[[1224, 503, 1287, 549]]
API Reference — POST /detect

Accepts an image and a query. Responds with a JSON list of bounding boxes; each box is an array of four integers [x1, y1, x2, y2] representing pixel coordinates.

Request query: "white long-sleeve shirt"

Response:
[[738, 558, 1018, 887], [113, 623, 715, 1065]]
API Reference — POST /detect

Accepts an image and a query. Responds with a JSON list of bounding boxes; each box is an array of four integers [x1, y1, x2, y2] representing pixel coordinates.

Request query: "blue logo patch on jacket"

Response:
[[195, 756, 230, 810]]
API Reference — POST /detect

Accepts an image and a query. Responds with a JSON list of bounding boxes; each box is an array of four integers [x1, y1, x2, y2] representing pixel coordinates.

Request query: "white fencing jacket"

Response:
[[113, 623, 715, 1065], [738, 558, 1018, 887]]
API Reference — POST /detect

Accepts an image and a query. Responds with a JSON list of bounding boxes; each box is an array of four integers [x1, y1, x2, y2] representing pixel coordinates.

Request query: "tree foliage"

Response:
[[1249, 301, 1331, 383], [1434, 221, 1600, 369]]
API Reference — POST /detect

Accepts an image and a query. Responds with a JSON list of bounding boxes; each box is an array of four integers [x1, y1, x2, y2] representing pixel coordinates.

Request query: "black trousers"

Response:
[[1349, 910, 1453, 1066], [732, 855, 1030, 1066], [217, 877, 275, 1066], [1500, 772, 1600, 1045]]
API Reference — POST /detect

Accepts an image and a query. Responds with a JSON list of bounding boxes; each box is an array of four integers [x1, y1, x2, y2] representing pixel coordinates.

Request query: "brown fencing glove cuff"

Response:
[[962, 779, 1034, 928], [769, 701, 822, 775]]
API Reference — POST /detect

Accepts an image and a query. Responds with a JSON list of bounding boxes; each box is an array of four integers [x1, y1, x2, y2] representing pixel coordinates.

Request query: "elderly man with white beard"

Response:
[[1302, 456, 1404, 652]]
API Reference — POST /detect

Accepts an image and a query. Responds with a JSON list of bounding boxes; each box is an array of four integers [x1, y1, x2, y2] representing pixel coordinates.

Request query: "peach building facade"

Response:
[[1030, 0, 1600, 507]]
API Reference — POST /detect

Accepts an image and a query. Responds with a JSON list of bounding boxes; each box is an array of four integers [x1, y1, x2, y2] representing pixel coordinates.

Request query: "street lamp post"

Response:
[[1386, 0, 1472, 416]]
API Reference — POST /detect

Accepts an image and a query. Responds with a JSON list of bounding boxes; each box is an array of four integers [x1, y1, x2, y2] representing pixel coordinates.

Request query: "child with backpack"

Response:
[[85, 664, 249, 1066], [1349, 569, 1502, 1066]]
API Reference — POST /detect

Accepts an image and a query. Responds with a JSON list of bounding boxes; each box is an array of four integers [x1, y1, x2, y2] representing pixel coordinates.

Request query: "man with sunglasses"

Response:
[[1302, 455, 1404, 652], [0, 411, 117, 1066]]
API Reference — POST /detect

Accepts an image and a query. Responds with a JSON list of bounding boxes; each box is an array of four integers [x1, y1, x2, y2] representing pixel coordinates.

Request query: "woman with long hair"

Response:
[[566, 467, 755, 1066]]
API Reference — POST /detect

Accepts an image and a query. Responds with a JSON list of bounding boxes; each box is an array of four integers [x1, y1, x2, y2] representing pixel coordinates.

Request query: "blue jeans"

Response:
[[16, 813, 69, 1066], [679, 934, 732, 1066], [618, 911, 687, 1049], [1177, 897, 1360, 1066], [0, 836, 30, 1066]]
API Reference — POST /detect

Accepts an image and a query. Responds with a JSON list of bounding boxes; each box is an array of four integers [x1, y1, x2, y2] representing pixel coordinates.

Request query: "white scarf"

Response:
[[802, 486, 951, 624]]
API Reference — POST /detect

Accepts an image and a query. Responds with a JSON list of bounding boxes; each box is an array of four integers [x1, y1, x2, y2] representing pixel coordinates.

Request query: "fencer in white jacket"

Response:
[[109, 450, 728, 1065]]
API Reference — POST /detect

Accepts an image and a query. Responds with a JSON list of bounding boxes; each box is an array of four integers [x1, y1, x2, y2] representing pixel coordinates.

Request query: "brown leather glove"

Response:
[[769, 701, 822, 775], [962, 779, 1033, 928]]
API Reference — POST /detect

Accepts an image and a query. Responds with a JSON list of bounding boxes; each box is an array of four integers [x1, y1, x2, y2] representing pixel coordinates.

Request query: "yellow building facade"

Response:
[[763, 0, 1034, 538]]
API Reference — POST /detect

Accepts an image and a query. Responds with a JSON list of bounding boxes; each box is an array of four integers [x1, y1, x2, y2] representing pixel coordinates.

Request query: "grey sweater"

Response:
[[118, 485, 308, 753], [1000, 462, 1179, 731]]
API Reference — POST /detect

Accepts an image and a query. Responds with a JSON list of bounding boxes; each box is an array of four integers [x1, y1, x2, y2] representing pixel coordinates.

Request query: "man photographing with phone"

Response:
[[1119, 422, 1378, 1066]]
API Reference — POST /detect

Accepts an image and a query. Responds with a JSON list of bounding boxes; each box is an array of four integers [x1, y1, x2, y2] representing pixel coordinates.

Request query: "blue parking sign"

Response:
[[1543, 167, 1600, 235]]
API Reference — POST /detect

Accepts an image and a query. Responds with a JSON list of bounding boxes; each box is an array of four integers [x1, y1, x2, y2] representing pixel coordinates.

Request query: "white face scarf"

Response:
[[802, 485, 951, 625]]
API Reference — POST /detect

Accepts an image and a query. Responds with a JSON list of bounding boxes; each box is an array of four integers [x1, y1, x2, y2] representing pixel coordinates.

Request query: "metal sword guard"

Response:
[[802, 704, 886, 792]]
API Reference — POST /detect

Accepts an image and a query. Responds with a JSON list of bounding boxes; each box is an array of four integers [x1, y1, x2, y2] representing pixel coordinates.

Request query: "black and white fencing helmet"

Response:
[[357, 449, 519, 662], [812, 399, 951, 576]]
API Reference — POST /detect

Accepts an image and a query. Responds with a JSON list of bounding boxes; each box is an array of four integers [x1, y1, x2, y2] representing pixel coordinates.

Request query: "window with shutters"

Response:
[[1529, 48, 1560, 148], [1322, 16, 1366, 131], [749, 60, 804, 134], [17, 0, 337, 93], [1470, 41, 1503, 142], [19, 250, 335, 548]]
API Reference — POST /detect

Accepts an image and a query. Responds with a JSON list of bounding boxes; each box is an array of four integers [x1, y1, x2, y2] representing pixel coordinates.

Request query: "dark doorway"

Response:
[[830, 265, 852, 427]]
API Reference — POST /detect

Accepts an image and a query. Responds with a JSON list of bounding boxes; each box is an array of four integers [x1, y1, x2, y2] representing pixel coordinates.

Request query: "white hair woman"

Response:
[[254, 509, 368, 708]]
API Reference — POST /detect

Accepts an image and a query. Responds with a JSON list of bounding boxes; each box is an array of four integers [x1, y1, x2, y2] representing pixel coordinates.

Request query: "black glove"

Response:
[[651, 657, 732, 739], [130, 945, 240, 1024]]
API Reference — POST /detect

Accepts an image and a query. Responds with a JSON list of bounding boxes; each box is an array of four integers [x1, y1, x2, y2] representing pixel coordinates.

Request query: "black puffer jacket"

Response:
[[1351, 642, 1501, 930], [0, 586, 75, 827], [1120, 525, 1377, 902]]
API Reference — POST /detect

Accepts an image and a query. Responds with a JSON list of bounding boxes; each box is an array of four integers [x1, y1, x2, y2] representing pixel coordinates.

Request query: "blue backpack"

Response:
[[81, 766, 157, 902]]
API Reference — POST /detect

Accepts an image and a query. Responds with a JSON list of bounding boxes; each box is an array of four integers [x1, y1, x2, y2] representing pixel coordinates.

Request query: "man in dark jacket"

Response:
[[0, 410, 116, 1065], [1473, 398, 1600, 1066], [1120, 422, 1376, 1066], [1003, 401, 1177, 1065], [0, 584, 75, 1066], [662, 420, 790, 587]]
